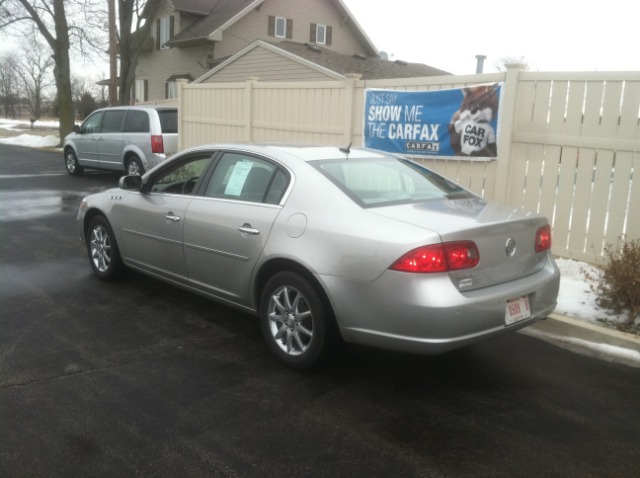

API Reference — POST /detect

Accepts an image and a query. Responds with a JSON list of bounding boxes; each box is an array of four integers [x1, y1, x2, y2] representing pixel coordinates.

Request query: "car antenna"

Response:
[[339, 143, 352, 155]]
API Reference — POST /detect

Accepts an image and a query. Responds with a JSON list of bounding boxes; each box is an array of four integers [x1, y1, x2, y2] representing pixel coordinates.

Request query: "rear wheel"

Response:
[[65, 149, 84, 176], [126, 156, 144, 175], [86, 216, 124, 281], [260, 272, 336, 369]]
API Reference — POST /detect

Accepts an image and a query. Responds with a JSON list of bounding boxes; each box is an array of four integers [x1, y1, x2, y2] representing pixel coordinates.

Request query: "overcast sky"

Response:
[[343, 0, 639, 74], [1, 0, 637, 78]]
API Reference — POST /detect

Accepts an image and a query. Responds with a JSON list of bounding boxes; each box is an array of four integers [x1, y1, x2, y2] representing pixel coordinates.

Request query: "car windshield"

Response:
[[314, 157, 473, 207]]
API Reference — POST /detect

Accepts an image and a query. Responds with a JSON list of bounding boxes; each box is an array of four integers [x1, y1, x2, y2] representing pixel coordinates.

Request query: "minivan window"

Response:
[[101, 110, 126, 133], [81, 111, 104, 134], [123, 110, 150, 133], [158, 110, 178, 133]]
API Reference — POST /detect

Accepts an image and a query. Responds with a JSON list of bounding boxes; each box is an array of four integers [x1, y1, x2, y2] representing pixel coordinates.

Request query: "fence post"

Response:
[[244, 77, 259, 142], [493, 63, 526, 203], [176, 78, 189, 151], [344, 74, 362, 146]]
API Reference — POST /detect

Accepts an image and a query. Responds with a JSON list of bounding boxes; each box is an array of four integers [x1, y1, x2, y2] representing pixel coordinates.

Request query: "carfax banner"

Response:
[[363, 83, 502, 160]]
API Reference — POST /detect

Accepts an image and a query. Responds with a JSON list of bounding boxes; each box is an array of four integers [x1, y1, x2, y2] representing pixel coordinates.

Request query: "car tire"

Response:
[[126, 156, 144, 176], [260, 271, 336, 369], [65, 149, 84, 176], [86, 216, 125, 281]]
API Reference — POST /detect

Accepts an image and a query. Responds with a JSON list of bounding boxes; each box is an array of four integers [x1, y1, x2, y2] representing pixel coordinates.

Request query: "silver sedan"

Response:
[[77, 144, 560, 369]]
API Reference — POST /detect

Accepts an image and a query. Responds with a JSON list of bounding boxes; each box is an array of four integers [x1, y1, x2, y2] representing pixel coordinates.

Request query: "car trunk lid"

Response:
[[371, 197, 551, 291]]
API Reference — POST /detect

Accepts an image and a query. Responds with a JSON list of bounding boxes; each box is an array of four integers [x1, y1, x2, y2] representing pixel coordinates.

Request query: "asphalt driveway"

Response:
[[1, 144, 639, 478]]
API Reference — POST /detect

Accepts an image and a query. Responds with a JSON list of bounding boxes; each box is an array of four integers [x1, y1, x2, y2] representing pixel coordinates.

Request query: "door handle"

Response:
[[238, 223, 260, 235], [165, 212, 181, 222]]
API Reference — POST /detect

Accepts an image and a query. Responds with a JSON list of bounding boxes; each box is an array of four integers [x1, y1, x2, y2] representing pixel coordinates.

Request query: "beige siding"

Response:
[[136, 0, 372, 101], [137, 3, 213, 100], [202, 47, 334, 82], [174, 69, 640, 264], [216, 0, 368, 59], [136, 46, 210, 100]]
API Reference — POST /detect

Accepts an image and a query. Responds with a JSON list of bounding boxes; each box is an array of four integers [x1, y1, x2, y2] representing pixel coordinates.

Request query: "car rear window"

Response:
[[315, 157, 473, 207], [158, 110, 178, 133]]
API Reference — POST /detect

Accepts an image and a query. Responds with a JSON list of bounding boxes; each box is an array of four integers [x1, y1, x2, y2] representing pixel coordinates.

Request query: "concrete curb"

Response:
[[523, 313, 640, 368]]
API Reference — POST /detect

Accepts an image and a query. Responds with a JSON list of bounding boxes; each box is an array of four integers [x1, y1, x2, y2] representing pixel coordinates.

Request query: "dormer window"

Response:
[[310, 23, 332, 46], [275, 16, 286, 38], [268, 16, 292, 39], [316, 24, 326, 44]]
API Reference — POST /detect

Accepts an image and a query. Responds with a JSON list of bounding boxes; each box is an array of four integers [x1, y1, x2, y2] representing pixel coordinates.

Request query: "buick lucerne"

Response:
[[77, 144, 560, 369]]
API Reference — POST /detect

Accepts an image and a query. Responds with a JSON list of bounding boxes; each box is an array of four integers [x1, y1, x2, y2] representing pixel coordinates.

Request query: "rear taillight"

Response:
[[151, 135, 164, 154], [390, 241, 479, 273], [535, 225, 552, 252]]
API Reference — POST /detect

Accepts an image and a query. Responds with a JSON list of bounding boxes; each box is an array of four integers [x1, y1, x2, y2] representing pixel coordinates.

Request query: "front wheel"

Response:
[[86, 216, 124, 281], [65, 149, 84, 176], [260, 272, 336, 369]]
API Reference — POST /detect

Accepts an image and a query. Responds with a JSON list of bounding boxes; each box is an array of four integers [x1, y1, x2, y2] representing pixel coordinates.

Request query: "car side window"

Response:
[[123, 110, 150, 133], [149, 154, 213, 195], [204, 153, 288, 204], [81, 111, 104, 134], [101, 110, 126, 133]]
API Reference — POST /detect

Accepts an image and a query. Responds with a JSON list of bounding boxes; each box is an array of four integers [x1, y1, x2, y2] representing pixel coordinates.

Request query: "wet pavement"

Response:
[[1, 144, 640, 478]]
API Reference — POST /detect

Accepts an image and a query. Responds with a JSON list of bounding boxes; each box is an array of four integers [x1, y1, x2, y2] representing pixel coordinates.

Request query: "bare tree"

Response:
[[117, 0, 159, 105], [15, 29, 55, 122], [71, 73, 103, 118], [0, 0, 104, 144], [0, 53, 22, 119]]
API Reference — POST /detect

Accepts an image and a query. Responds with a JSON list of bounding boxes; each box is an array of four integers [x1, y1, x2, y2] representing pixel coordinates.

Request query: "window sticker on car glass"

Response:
[[225, 161, 253, 196]]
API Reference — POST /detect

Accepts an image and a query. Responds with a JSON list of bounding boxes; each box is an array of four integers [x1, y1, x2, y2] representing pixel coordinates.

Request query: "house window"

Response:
[[316, 24, 326, 44], [133, 79, 148, 104], [275, 17, 286, 38], [166, 81, 178, 99], [157, 16, 174, 50], [310, 23, 332, 45], [268, 16, 292, 39]]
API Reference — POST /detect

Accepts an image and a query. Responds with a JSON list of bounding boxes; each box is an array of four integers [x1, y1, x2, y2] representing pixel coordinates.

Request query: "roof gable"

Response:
[[195, 40, 450, 83], [168, 0, 261, 47], [163, 0, 377, 55]]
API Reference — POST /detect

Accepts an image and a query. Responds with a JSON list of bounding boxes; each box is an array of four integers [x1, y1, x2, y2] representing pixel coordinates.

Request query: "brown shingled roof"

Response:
[[167, 0, 258, 47], [273, 41, 450, 79]]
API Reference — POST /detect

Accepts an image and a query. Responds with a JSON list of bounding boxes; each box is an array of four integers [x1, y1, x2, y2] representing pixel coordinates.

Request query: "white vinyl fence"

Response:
[[168, 66, 640, 264]]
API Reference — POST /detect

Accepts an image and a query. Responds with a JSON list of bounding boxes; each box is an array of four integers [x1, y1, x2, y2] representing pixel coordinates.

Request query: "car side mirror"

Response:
[[73, 124, 81, 133], [119, 175, 143, 190]]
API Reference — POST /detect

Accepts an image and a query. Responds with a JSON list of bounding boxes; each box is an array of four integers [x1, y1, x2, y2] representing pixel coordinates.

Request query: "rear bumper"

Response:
[[321, 257, 560, 355]]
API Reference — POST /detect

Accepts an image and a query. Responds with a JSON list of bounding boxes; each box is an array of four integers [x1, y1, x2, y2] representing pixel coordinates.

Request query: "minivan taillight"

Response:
[[535, 225, 552, 252], [390, 241, 480, 273], [151, 135, 164, 154]]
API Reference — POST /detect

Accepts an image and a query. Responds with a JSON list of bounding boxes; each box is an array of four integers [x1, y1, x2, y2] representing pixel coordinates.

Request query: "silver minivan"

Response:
[[63, 106, 178, 176]]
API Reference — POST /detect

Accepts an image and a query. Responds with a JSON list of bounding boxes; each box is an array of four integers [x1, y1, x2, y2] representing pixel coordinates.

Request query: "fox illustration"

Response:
[[449, 84, 499, 157]]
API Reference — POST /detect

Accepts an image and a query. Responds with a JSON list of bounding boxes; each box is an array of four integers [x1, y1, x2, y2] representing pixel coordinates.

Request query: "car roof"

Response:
[[181, 143, 393, 163], [94, 106, 177, 112]]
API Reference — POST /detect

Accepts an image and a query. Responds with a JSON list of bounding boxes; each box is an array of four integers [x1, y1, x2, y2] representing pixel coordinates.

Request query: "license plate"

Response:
[[505, 296, 531, 325]]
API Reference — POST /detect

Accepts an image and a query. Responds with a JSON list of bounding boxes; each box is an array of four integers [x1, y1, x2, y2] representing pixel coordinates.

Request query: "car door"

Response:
[[115, 152, 214, 283], [183, 151, 290, 307], [75, 111, 104, 166], [97, 109, 126, 170]]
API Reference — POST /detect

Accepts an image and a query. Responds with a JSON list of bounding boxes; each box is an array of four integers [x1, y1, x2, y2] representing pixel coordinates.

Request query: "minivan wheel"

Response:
[[86, 216, 125, 281], [126, 156, 144, 175], [260, 272, 336, 369], [65, 149, 84, 176]]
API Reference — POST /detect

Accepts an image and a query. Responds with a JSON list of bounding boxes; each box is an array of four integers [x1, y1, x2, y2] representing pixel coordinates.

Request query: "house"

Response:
[[134, 0, 449, 102]]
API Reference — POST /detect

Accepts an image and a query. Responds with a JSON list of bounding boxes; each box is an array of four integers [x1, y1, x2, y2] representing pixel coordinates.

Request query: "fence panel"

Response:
[[177, 70, 640, 263]]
